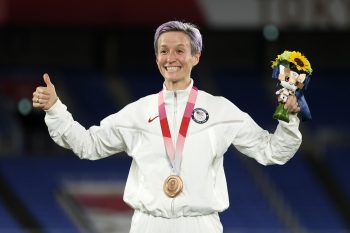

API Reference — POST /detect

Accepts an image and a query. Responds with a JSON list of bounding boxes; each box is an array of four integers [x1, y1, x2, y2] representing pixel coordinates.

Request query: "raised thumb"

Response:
[[43, 73, 53, 87]]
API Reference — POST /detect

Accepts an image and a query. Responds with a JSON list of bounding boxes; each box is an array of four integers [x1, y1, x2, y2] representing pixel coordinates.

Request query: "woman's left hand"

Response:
[[284, 95, 300, 114]]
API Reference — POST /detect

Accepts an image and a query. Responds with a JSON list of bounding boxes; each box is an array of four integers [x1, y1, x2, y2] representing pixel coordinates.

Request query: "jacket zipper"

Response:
[[173, 91, 177, 146], [171, 91, 177, 217]]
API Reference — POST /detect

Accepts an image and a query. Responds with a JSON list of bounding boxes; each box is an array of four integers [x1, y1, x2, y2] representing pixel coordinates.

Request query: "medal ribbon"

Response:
[[158, 86, 198, 174]]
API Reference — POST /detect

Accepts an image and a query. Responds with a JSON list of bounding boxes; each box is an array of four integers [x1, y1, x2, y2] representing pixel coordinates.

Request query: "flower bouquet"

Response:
[[271, 50, 313, 122]]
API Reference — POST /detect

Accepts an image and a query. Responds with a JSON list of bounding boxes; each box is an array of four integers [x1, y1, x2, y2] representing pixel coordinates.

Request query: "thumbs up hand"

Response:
[[32, 73, 58, 110]]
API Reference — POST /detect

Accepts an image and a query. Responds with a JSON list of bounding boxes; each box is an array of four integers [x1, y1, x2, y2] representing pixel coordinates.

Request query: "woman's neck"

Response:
[[164, 79, 191, 91]]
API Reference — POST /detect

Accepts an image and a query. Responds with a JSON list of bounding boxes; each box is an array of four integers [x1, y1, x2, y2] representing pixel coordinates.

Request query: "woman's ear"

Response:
[[155, 54, 159, 65], [192, 53, 201, 66]]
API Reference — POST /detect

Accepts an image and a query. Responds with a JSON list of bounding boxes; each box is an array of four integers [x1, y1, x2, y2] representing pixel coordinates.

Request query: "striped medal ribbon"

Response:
[[158, 86, 198, 198]]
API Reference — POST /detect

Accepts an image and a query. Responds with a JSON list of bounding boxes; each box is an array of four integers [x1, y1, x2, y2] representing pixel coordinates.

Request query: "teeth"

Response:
[[166, 67, 178, 72]]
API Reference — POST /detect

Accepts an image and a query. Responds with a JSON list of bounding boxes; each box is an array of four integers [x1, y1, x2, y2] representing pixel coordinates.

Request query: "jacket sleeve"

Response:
[[44, 98, 140, 160], [232, 113, 302, 165]]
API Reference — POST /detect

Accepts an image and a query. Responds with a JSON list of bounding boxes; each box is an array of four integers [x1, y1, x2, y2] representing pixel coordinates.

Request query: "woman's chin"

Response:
[[164, 76, 181, 83]]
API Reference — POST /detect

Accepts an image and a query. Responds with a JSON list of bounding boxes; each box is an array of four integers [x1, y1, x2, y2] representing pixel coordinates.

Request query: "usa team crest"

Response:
[[192, 108, 209, 124]]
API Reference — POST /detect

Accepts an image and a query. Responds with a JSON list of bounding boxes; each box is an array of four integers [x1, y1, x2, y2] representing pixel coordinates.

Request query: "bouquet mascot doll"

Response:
[[271, 50, 313, 122]]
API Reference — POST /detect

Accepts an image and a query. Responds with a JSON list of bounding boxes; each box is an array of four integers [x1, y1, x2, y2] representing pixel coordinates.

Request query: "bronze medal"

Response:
[[163, 175, 183, 198]]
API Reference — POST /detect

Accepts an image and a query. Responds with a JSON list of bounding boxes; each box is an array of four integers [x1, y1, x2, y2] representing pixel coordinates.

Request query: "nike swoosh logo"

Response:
[[148, 116, 159, 123]]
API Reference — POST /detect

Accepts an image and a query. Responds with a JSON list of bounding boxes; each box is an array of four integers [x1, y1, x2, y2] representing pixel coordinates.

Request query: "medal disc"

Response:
[[163, 175, 183, 198]]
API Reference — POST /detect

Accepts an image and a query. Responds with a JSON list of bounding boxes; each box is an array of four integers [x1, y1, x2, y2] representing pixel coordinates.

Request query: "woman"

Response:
[[32, 21, 302, 233]]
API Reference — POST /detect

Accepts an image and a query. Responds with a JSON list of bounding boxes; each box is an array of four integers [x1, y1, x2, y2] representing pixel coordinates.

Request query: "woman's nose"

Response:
[[167, 51, 176, 62]]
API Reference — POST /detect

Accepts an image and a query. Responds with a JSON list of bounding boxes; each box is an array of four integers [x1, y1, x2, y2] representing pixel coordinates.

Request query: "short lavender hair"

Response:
[[154, 21, 203, 55]]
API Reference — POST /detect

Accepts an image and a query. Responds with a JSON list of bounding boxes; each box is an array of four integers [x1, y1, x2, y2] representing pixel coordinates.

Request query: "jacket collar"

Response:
[[162, 79, 194, 104]]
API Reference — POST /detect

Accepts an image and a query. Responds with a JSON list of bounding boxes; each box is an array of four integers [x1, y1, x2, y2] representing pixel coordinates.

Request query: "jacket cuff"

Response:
[[44, 98, 67, 116], [278, 114, 300, 126]]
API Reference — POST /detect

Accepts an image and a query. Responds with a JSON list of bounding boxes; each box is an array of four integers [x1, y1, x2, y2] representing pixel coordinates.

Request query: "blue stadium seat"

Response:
[[58, 70, 117, 127], [324, 146, 350, 200], [0, 155, 132, 233], [119, 68, 163, 100], [220, 148, 285, 232], [307, 72, 350, 130], [0, 199, 23, 233], [263, 153, 347, 231], [212, 69, 275, 127]]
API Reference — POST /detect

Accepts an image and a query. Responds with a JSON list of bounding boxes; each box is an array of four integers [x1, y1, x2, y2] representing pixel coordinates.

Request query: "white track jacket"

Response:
[[45, 80, 302, 219]]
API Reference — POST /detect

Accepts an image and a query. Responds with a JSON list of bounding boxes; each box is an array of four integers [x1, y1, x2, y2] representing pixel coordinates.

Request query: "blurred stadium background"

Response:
[[0, 0, 349, 232]]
